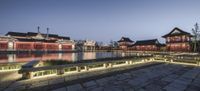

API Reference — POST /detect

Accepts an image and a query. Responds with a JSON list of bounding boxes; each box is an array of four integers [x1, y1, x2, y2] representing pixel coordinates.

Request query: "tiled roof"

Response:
[[58, 36, 70, 40], [118, 37, 133, 42], [5, 32, 70, 40], [27, 32, 59, 38], [162, 27, 192, 38], [16, 38, 57, 43], [133, 39, 160, 46], [6, 32, 27, 37]]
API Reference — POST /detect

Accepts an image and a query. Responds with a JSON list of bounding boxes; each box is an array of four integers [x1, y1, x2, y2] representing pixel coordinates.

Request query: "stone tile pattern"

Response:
[[3, 62, 156, 91], [52, 64, 200, 91]]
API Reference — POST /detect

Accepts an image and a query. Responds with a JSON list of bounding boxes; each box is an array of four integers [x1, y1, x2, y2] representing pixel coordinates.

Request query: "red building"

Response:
[[0, 30, 75, 51], [162, 27, 192, 52], [0, 36, 9, 50], [132, 39, 164, 51], [118, 37, 134, 50]]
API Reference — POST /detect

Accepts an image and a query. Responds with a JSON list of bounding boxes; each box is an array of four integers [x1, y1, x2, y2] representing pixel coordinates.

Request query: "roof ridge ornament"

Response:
[[46, 27, 49, 40], [35, 26, 44, 39], [37, 26, 40, 34]]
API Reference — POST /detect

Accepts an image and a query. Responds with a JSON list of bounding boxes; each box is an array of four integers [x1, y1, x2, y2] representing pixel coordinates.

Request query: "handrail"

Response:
[[17, 52, 200, 79], [19, 56, 152, 73], [19, 55, 154, 79]]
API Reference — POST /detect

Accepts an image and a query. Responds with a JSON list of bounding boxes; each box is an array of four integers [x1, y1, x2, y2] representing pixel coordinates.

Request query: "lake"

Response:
[[0, 52, 138, 64]]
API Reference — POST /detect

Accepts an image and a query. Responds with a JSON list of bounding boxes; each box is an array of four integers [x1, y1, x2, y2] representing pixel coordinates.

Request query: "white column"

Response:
[[8, 41, 14, 50], [72, 44, 75, 50], [59, 44, 62, 51]]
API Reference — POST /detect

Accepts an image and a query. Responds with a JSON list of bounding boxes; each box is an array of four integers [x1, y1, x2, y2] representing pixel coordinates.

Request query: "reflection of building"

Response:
[[132, 39, 164, 51], [83, 52, 96, 60], [0, 53, 76, 63], [75, 40, 96, 51], [0, 27, 75, 51], [118, 37, 134, 50], [162, 27, 192, 52]]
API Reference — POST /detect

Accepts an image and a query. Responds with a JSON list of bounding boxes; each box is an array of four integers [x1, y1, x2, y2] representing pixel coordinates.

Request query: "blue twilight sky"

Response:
[[0, 0, 200, 43]]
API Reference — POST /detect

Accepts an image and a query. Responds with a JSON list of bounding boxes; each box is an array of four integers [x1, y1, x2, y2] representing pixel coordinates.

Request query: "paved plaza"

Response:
[[51, 63, 200, 91], [1, 62, 200, 91]]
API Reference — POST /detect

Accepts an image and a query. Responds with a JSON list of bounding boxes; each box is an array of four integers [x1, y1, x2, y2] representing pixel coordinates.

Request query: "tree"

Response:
[[95, 41, 104, 49], [191, 23, 200, 52], [109, 40, 114, 48], [113, 41, 119, 48], [109, 40, 119, 49]]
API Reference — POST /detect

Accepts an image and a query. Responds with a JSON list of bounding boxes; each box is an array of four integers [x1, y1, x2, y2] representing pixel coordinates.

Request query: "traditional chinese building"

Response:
[[118, 37, 134, 50], [0, 28, 75, 51], [162, 27, 193, 52], [75, 40, 96, 51], [0, 36, 15, 51], [132, 39, 164, 51]]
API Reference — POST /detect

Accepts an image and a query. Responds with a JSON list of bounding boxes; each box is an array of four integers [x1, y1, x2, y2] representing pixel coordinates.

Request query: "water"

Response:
[[0, 52, 138, 64]]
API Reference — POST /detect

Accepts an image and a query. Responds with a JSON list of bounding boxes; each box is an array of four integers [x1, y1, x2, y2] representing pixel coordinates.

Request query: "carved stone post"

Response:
[[76, 66, 81, 72], [129, 61, 133, 64], [84, 66, 89, 71], [22, 72, 33, 79], [126, 61, 129, 64], [164, 59, 167, 62], [142, 59, 144, 62], [57, 68, 65, 75], [108, 63, 113, 67], [170, 59, 173, 63], [196, 61, 200, 66], [103, 63, 107, 68]]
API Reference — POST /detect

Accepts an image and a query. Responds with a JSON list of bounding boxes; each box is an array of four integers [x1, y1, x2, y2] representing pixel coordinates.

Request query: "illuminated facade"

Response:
[[75, 40, 96, 51], [162, 27, 192, 52], [118, 37, 134, 50], [132, 39, 164, 51], [0, 30, 75, 51]]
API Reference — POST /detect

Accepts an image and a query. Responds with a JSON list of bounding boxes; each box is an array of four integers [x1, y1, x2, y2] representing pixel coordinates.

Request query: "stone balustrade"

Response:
[[0, 63, 25, 72], [14, 52, 200, 80], [18, 56, 153, 79], [153, 54, 200, 66]]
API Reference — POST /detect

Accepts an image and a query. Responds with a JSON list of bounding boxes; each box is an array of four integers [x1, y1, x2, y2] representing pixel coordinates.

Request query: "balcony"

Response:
[[166, 39, 190, 43]]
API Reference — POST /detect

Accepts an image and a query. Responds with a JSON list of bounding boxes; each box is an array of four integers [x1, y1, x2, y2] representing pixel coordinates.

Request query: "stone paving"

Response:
[[0, 71, 22, 91], [51, 63, 200, 91], [2, 62, 158, 91]]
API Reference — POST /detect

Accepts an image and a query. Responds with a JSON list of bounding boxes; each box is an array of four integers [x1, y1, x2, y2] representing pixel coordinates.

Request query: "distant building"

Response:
[[0, 36, 15, 50], [132, 39, 164, 51], [75, 40, 96, 51], [162, 27, 192, 52], [0, 28, 75, 51], [118, 37, 134, 50]]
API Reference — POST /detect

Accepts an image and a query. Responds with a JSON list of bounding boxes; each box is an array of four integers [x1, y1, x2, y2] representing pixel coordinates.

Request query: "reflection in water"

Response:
[[83, 52, 96, 60], [0, 52, 137, 64]]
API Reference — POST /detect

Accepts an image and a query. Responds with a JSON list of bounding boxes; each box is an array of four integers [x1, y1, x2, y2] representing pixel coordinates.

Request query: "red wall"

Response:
[[62, 45, 72, 50], [34, 43, 44, 50], [134, 45, 159, 51], [45, 43, 59, 50], [15, 42, 34, 50], [0, 42, 8, 50], [167, 43, 190, 52], [0, 41, 73, 51]]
